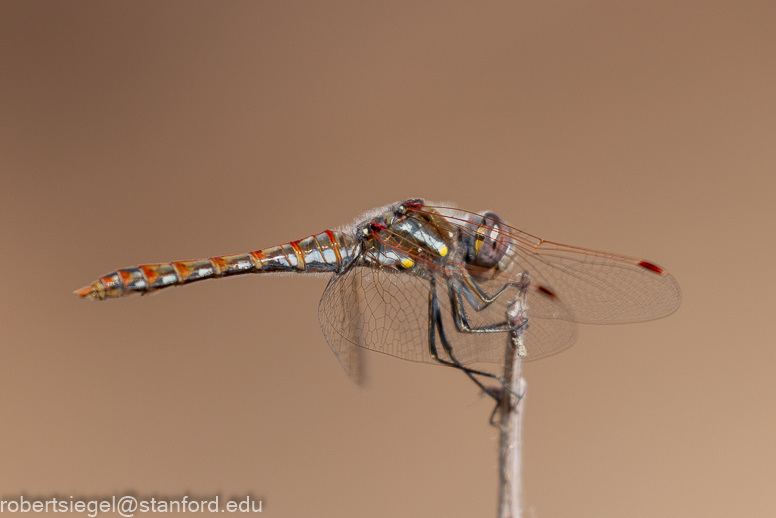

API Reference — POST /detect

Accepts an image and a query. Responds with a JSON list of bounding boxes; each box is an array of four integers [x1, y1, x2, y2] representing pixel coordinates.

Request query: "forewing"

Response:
[[502, 241, 680, 324], [428, 205, 681, 325]]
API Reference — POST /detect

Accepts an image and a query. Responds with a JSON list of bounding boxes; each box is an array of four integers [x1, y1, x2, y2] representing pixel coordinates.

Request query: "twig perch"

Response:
[[497, 348, 525, 518], [497, 274, 529, 518]]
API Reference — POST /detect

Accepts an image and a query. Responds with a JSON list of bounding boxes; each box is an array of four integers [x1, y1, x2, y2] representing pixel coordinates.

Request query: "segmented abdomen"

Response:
[[74, 230, 356, 301]]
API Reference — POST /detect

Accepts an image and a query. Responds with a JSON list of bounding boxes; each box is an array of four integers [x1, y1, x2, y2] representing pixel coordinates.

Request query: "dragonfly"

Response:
[[75, 199, 680, 397]]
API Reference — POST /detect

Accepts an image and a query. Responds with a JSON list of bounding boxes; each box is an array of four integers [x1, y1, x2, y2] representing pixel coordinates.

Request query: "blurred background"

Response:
[[1, 1, 774, 517]]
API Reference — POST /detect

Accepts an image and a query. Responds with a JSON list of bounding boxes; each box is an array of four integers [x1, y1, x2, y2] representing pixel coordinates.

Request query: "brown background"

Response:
[[1, 1, 774, 517]]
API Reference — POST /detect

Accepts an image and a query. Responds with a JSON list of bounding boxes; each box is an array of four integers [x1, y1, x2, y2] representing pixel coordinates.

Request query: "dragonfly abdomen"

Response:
[[74, 230, 356, 300]]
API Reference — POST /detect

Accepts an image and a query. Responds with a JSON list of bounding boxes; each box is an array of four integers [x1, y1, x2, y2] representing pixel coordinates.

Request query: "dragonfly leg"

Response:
[[427, 278, 497, 399], [459, 273, 528, 310], [427, 277, 521, 402], [449, 279, 529, 335]]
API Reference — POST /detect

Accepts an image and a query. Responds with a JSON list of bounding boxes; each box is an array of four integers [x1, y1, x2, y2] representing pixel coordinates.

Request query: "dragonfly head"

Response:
[[469, 212, 510, 269]]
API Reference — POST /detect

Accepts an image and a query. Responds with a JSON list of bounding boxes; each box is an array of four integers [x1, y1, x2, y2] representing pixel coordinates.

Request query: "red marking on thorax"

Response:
[[638, 260, 664, 274]]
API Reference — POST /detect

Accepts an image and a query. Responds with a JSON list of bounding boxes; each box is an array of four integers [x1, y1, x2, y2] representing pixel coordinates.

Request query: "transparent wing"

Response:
[[425, 205, 682, 324], [318, 268, 429, 378], [454, 273, 579, 360], [318, 264, 578, 382], [318, 201, 679, 381], [317, 269, 368, 385]]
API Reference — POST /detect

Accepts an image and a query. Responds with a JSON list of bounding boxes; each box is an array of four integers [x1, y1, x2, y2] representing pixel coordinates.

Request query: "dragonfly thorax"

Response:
[[357, 201, 452, 271]]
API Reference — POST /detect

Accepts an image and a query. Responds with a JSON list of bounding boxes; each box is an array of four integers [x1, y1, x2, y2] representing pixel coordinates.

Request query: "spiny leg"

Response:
[[445, 274, 530, 425], [427, 277, 522, 402], [459, 273, 529, 310], [427, 278, 498, 399], [449, 279, 529, 335], [485, 384, 526, 426], [436, 309, 525, 404]]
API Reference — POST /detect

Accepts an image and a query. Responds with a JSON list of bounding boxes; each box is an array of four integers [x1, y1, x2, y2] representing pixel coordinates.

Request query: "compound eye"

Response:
[[474, 212, 509, 268]]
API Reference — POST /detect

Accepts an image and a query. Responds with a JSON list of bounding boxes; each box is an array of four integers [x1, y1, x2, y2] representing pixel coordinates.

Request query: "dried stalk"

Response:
[[497, 349, 525, 518], [497, 275, 528, 518]]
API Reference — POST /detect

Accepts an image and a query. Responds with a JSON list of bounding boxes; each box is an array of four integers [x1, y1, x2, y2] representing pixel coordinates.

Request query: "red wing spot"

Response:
[[638, 260, 664, 274], [536, 284, 556, 299]]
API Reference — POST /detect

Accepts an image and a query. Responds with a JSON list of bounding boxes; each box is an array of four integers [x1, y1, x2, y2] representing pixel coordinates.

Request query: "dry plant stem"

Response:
[[497, 338, 525, 518]]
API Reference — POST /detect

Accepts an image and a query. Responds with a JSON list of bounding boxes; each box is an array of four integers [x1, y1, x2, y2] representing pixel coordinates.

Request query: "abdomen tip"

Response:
[[73, 285, 95, 299]]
